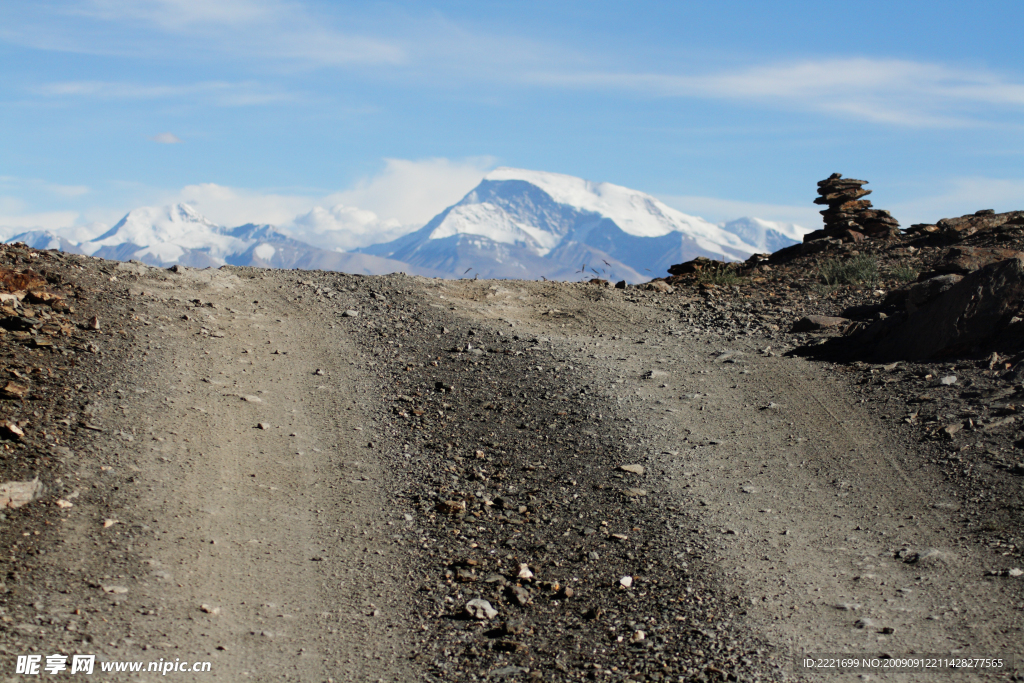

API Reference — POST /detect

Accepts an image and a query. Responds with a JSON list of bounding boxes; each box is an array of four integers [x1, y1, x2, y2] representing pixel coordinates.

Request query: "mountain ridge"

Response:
[[4, 169, 808, 280]]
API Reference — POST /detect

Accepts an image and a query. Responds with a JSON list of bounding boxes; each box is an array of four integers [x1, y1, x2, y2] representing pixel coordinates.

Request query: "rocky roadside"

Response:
[[0, 246, 151, 661]]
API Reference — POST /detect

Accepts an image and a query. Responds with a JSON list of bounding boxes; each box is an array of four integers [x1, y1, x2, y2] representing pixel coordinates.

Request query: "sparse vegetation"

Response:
[[818, 255, 879, 287], [696, 264, 741, 286], [890, 263, 918, 284]]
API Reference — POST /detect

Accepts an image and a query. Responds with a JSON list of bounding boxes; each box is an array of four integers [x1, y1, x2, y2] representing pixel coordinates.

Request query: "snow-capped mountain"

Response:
[[5, 171, 809, 281], [358, 168, 766, 282], [719, 217, 807, 253], [8, 204, 445, 277]]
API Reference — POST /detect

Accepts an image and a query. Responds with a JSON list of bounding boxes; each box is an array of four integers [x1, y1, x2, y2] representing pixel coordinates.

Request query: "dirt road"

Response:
[[2, 260, 1021, 682]]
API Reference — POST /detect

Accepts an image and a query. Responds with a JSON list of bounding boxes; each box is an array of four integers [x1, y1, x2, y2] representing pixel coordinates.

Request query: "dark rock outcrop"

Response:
[[867, 256, 1024, 359]]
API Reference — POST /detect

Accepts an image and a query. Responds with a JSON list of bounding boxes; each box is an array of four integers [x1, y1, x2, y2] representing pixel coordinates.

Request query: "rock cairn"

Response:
[[806, 173, 900, 243]]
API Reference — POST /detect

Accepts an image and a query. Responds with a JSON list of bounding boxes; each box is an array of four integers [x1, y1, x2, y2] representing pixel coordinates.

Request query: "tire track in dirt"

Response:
[[47, 267, 413, 682], [436, 278, 1022, 681]]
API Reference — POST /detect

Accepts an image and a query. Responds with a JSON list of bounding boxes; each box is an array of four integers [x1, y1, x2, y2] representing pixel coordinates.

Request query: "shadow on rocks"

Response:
[[792, 255, 1024, 363]]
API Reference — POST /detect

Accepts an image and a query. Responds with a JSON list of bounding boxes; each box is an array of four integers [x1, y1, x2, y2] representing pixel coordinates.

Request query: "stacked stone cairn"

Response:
[[805, 173, 900, 243]]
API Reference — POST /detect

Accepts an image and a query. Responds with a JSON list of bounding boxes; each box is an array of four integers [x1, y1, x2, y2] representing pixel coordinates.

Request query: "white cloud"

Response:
[[325, 157, 495, 226], [658, 194, 822, 230], [531, 58, 1024, 127], [283, 205, 406, 252], [0, 210, 83, 239], [150, 132, 182, 144], [34, 80, 297, 106], [169, 183, 311, 226], [162, 157, 495, 250], [79, 0, 275, 28], [15, 0, 406, 66]]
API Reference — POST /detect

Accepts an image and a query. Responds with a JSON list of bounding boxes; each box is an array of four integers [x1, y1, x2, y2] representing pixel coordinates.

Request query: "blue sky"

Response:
[[2, 0, 1023, 244]]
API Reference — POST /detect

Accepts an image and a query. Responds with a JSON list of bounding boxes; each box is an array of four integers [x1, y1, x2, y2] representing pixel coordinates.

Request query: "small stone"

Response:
[[102, 585, 128, 594], [904, 548, 946, 565], [200, 604, 221, 615], [507, 585, 531, 607], [517, 564, 534, 580], [4, 423, 24, 439], [55, 499, 74, 509], [464, 599, 497, 620], [1008, 568, 1023, 577], [88, 316, 100, 330], [500, 620, 526, 636], [0, 477, 43, 509], [103, 519, 118, 528], [836, 602, 861, 611], [242, 395, 262, 403], [435, 499, 466, 515], [791, 315, 849, 332], [940, 375, 957, 385], [314, 369, 325, 376], [618, 464, 645, 475], [342, 310, 359, 318], [2, 382, 28, 399], [629, 630, 646, 643], [619, 576, 633, 589], [257, 423, 270, 430], [854, 617, 879, 629]]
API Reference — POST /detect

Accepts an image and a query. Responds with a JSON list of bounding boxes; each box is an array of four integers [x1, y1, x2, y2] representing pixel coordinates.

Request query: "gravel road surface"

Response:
[[1, 255, 1021, 682]]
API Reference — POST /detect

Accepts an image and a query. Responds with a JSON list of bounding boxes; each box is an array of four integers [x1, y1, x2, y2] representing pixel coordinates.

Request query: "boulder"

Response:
[[903, 274, 963, 314], [667, 257, 726, 276], [936, 210, 1024, 237], [871, 256, 1024, 359], [931, 246, 1024, 275], [792, 315, 849, 332], [643, 280, 674, 293]]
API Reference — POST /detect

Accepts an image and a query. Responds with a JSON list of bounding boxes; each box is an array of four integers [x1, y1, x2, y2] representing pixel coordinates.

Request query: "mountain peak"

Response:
[[361, 168, 787, 281]]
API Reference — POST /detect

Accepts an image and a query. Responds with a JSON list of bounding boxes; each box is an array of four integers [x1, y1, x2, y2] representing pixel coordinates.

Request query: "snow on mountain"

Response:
[[719, 217, 808, 253], [4, 174, 807, 283], [82, 204, 248, 264], [6, 203, 445, 277], [359, 168, 763, 282], [5, 230, 85, 254]]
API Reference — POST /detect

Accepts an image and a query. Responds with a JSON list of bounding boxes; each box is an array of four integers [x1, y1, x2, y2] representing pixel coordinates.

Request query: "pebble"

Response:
[[618, 464, 645, 475], [507, 585, 530, 606], [464, 599, 497, 620], [342, 310, 359, 318], [940, 375, 957, 385], [619, 576, 633, 589]]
